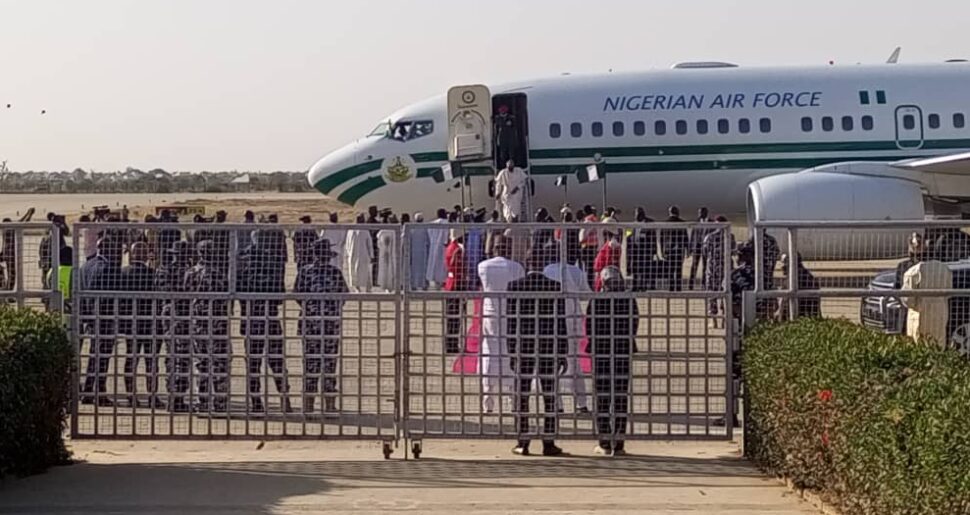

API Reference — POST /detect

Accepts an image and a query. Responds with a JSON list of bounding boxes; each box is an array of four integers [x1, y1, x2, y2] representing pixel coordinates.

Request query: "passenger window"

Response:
[[633, 121, 645, 136], [655, 120, 667, 136], [928, 114, 940, 129], [862, 115, 874, 131], [759, 118, 771, 133], [390, 120, 434, 141], [696, 119, 709, 135], [549, 123, 561, 139], [570, 122, 583, 138], [801, 117, 813, 132], [842, 116, 854, 131], [592, 122, 603, 137], [954, 113, 966, 129], [676, 120, 688, 135], [821, 117, 834, 132], [738, 118, 751, 134], [612, 121, 624, 137], [717, 119, 729, 134], [903, 115, 915, 130]]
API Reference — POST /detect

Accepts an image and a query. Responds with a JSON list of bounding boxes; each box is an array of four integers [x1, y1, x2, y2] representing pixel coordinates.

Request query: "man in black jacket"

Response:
[[121, 242, 163, 408], [660, 206, 689, 291], [80, 236, 123, 405], [587, 266, 640, 455], [507, 249, 567, 456]]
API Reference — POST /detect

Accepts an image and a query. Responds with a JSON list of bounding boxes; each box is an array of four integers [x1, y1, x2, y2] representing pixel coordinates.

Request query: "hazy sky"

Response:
[[1, 0, 967, 172]]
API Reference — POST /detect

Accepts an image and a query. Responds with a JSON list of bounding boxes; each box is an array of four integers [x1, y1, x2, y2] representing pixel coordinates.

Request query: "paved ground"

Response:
[[0, 439, 818, 514]]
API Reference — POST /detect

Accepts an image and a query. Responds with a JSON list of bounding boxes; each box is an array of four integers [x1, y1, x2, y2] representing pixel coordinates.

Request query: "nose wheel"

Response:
[[411, 441, 423, 459], [382, 441, 394, 460]]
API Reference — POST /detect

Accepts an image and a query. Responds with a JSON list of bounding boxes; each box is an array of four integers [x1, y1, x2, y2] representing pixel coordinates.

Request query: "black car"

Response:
[[861, 262, 970, 357]]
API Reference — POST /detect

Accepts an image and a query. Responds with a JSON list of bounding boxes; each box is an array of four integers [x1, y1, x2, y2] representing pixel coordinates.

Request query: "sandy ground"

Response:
[[0, 192, 356, 223], [0, 439, 818, 514]]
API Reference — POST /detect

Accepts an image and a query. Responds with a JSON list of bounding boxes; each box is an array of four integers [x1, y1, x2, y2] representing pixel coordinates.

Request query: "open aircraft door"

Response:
[[448, 85, 492, 163]]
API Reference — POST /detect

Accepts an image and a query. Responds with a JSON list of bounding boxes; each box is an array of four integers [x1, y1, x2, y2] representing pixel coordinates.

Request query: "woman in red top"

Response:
[[444, 231, 466, 353], [593, 228, 622, 291]]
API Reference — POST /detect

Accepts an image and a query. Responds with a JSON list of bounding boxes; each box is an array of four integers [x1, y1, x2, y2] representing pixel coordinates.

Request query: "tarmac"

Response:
[[0, 439, 819, 514]]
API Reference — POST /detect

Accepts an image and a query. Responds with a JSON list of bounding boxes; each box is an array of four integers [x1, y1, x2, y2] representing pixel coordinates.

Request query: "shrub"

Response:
[[745, 318, 970, 515], [0, 306, 73, 477]]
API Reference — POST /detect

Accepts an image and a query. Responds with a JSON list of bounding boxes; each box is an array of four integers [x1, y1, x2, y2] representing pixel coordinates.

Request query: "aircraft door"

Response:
[[448, 85, 492, 162], [895, 105, 924, 150]]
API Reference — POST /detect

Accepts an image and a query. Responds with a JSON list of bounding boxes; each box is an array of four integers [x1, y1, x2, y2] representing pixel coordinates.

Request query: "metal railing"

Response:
[[5, 219, 738, 457]]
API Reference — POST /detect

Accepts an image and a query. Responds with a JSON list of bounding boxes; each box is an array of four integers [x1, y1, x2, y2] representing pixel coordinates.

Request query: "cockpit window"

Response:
[[369, 121, 391, 137], [389, 120, 434, 142]]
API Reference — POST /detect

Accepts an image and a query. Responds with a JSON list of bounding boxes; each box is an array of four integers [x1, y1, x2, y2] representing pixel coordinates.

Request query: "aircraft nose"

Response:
[[307, 142, 359, 195]]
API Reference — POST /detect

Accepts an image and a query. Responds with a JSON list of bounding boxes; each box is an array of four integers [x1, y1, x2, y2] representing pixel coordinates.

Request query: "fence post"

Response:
[[14, 228, 24, 307], [70, 224, 81, 439], [50, 224, 63, 313], [722, 224, 735, 440], [787, 228, 799, 321]]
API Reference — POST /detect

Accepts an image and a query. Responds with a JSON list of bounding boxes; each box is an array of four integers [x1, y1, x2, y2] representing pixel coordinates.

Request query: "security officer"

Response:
[[184, 240, 231, 412], [238, 229, 291, 413], [80, 235, 124, 406], [155, 240, 194, 412], [660, 206, 689, 291], [507, 248, 568, 457], [293, 215, 318, 274], [121, 242, 163, 408], [294, 237, 348, 413], [494, 104, 519, 166]]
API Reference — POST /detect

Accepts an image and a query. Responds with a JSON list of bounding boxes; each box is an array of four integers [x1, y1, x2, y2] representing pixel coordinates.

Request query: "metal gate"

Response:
[[5, 217, 738, 456], [69, 222, 399, 451], [400, 221, 735, 456]]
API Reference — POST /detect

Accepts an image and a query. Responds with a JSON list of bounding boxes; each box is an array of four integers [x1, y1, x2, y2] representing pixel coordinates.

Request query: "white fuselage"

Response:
[[308, 62, 970, 218]]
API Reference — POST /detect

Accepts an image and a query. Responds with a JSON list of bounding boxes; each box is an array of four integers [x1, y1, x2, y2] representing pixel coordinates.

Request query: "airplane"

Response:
[[308, 60, 970, 232]]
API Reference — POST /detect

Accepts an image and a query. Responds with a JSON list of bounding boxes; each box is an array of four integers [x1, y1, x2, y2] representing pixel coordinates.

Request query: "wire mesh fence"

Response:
[[0, 222, 63, 311], [749, 221, 970, 358], [70, 222, 399, 440], [401, 221, 736, 452], [3, 218, 741, 453]]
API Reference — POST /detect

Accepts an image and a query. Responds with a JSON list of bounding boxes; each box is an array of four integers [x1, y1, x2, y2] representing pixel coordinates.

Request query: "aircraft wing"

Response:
[[891, 151, 970, 175]]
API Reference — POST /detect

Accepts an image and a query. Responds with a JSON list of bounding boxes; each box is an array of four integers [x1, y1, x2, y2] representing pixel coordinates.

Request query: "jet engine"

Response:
[[747, 168, 925, 260]]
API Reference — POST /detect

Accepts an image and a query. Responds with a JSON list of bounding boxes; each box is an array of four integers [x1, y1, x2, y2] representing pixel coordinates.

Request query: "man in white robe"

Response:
[[902, 260, 952, 347], [543, 253, 591, 413], [425, 208, 449, 289], [321, 212, 347, 276], [345, 214, 374, 292], [477, 235, 525, 412], [409, 213, 429, 290], [376, 219, 399, 292], [495, 160, 528, 222]]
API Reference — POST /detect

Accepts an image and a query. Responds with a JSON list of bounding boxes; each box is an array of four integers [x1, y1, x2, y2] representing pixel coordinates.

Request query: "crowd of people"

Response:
[[3, 202, 813, 456]]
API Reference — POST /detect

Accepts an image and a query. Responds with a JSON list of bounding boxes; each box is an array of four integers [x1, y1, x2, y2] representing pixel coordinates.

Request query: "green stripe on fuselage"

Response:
[[312, 139, 970, 204], [315, 160, 383, 195], [530, 154, 929, 175], [336, 176, 386, 205]]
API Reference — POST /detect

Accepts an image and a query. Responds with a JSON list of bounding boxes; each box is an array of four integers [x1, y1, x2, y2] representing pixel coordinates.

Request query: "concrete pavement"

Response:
[[0, 439, 818, 514]]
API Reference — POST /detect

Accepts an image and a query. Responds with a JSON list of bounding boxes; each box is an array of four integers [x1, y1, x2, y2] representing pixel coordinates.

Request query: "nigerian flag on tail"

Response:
[[576, 163, 603, 184]]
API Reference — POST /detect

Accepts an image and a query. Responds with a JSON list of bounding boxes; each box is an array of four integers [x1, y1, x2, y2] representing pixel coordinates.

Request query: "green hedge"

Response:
[[745, 318, 970, 515], [0, 306, 73, 477]]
